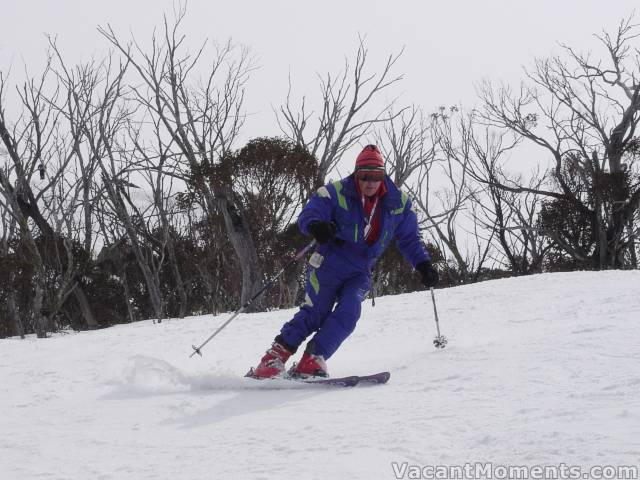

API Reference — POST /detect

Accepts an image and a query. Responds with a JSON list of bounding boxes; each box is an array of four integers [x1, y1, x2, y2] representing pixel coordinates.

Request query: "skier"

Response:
[[250, 145, 439, 379]]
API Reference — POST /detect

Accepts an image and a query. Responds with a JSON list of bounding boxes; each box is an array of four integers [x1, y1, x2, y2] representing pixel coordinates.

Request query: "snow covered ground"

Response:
[[1, 270, 639, 480]]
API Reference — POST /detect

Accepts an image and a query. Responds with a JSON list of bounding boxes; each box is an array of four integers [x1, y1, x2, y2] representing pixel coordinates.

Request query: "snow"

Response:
[[1, 270, 639, 479]]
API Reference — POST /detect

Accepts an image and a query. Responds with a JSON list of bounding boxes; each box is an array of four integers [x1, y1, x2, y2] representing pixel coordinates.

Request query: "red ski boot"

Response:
[[250, 342, 293, 379], [291, 352, 328, 378]]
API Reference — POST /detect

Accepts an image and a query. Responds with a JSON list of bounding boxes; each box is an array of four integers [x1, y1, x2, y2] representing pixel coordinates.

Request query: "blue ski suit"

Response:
[[279, 174, 431, 359]]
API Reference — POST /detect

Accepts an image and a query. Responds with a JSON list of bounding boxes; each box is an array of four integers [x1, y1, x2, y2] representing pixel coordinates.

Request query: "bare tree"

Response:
[[277, 37, 405, 191], [129, 128, 189, 318], [458, 112, 552, 275], [503, 176, 551, 273], [0, 194, 24, 337], [92, 104, 168, 322], [407, 108, 481, 283], [43, 39, 171, 324], [0, 60, 99, 336], [479, 17, 640, 268], [98, 6, 263, 306], [374, 104, 436, 187]]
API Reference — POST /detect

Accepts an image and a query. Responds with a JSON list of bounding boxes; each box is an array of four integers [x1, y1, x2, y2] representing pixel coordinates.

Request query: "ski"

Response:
[[245, 368, 390, 387], [293, 371, 390, 387]]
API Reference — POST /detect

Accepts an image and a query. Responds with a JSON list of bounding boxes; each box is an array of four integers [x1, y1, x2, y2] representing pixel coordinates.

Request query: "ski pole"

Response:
[[190, 239, 316, 358], [430, 287, 448, 349]]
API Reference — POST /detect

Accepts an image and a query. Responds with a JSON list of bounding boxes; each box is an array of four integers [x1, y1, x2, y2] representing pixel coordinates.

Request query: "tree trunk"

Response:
[[591, 153, 608, 269], [16, 219, 49, 337], [214, 194, 263, 310], [158, 207, 188, 318], [607, 171, 629, 268], [278, 262, 303, 308], [105, 182, 165, 322], [120, 269, 136, 323], [285, 265, 302, 308], [137, 255, 165, 322], [73, 287, 98, 329], [627, 220, 638, 268], [168, 242, 188, 318], [32, 275, 47, 338], [7, 290, 24, 339]]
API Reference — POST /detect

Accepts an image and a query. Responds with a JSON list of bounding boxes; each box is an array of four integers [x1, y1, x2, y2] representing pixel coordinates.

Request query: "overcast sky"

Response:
[[1, 0, 638, 168]]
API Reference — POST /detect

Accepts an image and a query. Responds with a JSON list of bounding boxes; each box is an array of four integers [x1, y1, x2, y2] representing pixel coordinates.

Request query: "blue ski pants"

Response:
[[279, 252, 371, 359]]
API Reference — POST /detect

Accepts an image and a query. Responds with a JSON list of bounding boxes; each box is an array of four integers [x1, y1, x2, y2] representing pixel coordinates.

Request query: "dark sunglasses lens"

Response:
[[356, 171, 384, 181]]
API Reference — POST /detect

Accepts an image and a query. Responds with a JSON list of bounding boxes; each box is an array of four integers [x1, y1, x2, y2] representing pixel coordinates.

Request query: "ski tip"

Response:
[[356, 371, 391, 385]]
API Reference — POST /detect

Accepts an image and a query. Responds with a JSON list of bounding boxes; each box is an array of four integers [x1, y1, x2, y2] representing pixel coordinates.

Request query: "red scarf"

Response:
[[355, 180, 387, 245]]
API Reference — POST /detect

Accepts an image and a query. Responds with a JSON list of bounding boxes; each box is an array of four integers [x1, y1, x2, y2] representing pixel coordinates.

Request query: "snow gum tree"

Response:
[[480, 17, 640, 269]]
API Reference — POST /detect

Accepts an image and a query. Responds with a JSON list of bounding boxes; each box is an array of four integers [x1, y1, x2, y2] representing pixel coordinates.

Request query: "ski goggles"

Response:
[[354, 169, 385, 182]]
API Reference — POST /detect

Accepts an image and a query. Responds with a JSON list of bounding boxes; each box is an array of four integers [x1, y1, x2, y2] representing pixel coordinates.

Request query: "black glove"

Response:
[[416, 261, 439, 288], [308, 221, 337, 244]]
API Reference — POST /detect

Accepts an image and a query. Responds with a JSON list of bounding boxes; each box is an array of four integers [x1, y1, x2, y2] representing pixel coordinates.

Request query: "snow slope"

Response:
[[1, 271, 639, 480]]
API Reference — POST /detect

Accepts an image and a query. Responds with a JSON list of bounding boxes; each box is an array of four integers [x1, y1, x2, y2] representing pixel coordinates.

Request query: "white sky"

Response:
[[1, 0, 638, 167]]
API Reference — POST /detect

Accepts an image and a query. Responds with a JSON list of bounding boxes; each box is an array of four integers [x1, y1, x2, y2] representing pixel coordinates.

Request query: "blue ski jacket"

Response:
[[298, 175, 431, 272]]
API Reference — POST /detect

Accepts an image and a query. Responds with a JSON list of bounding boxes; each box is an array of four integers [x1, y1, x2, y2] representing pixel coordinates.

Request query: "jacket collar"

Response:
[[343, 174, 402, 209]]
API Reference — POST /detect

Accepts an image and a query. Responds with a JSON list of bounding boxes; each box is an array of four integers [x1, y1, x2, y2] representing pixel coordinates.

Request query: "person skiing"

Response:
[[249, 144, 439, 379]]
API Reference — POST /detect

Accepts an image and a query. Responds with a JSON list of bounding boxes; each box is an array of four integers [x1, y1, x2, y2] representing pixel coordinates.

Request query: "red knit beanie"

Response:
[[355, 144, 384, 172]]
